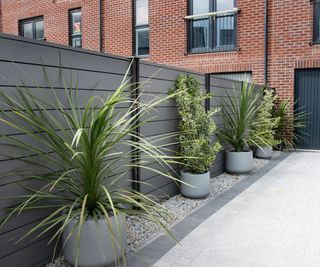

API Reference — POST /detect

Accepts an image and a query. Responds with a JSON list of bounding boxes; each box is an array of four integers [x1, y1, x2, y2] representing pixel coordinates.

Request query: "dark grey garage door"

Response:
[[295, 69, 320, 149]]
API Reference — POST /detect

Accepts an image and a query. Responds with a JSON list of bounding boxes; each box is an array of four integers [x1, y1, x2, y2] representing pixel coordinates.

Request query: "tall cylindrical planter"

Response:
[[255, 146, 273, 159], [225, 150, 253, 174], [180, 171, 210, 199], [63, 215, 127, 267]]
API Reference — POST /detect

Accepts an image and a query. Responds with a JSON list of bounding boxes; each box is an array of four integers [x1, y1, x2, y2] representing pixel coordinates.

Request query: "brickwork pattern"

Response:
[[1, 0, 100, 51], [1, 0, 320, 102]]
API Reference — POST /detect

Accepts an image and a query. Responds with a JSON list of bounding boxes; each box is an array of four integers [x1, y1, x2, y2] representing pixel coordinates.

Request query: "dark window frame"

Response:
[[188, 0, 238, 54], [134, 0, 149, 57], [69, 8, 82, 48], [18, 16, 45, 41], [313, 0, 320, 44]]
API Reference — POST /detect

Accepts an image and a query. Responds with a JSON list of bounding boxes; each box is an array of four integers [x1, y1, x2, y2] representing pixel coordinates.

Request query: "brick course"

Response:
[[1, 0, 320, 101], [1, 0, 100, 51]]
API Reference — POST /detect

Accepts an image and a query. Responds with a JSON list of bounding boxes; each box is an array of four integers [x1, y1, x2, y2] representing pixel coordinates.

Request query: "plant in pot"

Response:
[[0, 67, 181, 267], [250, 87, 280, 159], [169, 75, 221, 199], [272, 98, 308, 150], [218, 82, 263, 174]]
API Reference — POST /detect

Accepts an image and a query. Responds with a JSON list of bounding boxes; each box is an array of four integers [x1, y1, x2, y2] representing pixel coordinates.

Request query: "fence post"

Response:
[[205, 74, 211, 111], [131, 57, 141, 194]]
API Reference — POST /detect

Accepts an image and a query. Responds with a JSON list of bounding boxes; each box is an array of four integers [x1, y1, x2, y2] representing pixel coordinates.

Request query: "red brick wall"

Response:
[[148, 0, 266, 85], [1, 0, 320, 102], [1, 0, 100, 51], [268, 0, 320, 100], [105, 0, 133, 57], [0, 0, 2, 31]]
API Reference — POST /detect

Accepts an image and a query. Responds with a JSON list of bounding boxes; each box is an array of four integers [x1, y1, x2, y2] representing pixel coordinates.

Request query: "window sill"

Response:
[[310, 41, 320, 46], [136, 54, 150, 59], [186, 47, 240, 56]]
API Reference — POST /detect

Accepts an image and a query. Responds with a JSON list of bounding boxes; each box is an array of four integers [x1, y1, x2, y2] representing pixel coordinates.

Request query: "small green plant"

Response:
[[272, 98, 308, 149], [250, 87, 280, 147], [169, 75, 221, 174], [218, 82, 263, 152]]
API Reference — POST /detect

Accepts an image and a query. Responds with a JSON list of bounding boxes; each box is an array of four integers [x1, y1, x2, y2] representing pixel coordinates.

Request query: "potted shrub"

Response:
[[218, 82, 262, 174], [169, 75, 221, 199], [272, 98, 308, 150], [0, 69, 181, 267], [250, 87, 280, 159]]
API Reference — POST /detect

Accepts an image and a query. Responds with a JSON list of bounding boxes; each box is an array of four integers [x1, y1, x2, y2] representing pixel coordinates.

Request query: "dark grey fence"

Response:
[[0, 33, 252, 267]]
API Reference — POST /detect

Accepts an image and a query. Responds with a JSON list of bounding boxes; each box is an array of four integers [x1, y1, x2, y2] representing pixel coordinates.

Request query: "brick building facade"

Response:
[[1, 1, 319, 95], [0, 1, 320, 146]]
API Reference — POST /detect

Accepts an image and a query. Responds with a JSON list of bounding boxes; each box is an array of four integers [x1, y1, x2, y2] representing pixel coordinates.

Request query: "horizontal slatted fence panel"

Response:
[[0, 34, 132, 266], [209, 77, 243, 176], [0, 33, 265, 266]]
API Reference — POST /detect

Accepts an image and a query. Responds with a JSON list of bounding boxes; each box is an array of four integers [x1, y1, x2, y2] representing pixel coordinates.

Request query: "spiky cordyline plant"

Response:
[[0, 65, 183, 266], [272, 98, 308, 149], [218, 82, 264, 152]]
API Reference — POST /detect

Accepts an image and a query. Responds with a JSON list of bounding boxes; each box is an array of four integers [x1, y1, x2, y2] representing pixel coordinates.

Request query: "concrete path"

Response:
[[152, 152, 320, 267]]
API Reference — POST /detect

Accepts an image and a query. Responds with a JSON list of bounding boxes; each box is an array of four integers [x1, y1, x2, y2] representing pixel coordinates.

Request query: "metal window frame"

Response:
[[69, 8, 82, 48], [135, 26, 150, 57], [313, 1, 320, 44], [18, 16, 45, 41], [134, 0, 150, 57], [187, 0, 238, 54]]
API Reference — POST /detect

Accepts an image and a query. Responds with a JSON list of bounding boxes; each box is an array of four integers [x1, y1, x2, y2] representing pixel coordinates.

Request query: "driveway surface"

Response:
[[152, 152, 320, 267]]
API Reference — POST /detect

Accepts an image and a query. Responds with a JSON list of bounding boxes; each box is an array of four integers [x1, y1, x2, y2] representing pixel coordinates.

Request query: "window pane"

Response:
[[192, 0, 209, 15], [136, 28, 149, 55], [216, 16, 235, 47], [192, 19, 209, 49], [71, 10, 82, 36], [35, 20, 44, 39], [216, 0, 234, 11], [136, 0, 148, 26], [315, 3, 320, 42], [23, 22, 33, 39], [72, 37, 82, 48]]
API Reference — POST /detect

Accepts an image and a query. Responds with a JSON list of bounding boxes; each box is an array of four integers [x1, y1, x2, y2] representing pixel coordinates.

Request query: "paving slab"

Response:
[[149, 152, 320, 267]]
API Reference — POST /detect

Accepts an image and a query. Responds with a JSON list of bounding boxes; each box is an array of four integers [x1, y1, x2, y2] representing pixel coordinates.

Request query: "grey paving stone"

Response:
[[151, 152, 320, 267]]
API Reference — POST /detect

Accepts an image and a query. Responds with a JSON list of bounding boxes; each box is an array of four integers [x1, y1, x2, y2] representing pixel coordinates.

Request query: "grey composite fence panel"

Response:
[[0, 34, 132, 267], [0, 33, 260, 267], [208, 77, 243, 175]]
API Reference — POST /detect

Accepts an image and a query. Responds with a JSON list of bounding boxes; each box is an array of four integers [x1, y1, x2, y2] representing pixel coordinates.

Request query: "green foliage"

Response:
[[250, 88, 280, 147], [272, 98, 308, 149], [218, 82, 263, 152], [0, 66, 182, 266], [169, 75, 221, 174]]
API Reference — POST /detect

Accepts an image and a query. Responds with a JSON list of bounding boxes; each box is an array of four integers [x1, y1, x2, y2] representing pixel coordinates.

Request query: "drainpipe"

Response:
[[99, 0, 103, 52], [264, 0, 268, 84], [132, 0, 136, 56]]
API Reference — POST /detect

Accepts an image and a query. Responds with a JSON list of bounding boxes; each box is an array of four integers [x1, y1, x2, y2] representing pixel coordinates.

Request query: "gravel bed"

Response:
[[47, 151, 282, 267], [126, 151, 281, 251]]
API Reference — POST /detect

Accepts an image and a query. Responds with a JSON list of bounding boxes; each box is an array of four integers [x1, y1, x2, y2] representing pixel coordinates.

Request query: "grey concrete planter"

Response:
[[255, 146, 273, 159], [63, 215, 127, 267], [225, 150, 253, 174], [180, 171, 210, 199]]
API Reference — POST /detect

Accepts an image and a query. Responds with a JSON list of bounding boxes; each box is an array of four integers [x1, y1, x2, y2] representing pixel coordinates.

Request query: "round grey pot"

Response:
[[255, 146, 273, 159], [225, 150, 253, 174], [63, 215, 127, 267], [180, 171, 210, 199]]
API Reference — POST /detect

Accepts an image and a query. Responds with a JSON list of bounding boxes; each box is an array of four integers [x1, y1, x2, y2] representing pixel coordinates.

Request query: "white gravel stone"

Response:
[[126, 151, 282, 252], [48, 151, 282, 266]]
